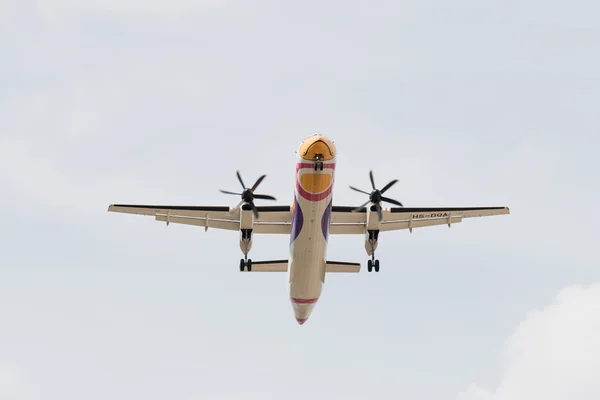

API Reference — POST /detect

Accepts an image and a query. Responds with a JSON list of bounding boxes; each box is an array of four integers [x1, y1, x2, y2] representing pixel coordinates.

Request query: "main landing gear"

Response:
[[366, 230, 380, 272], [367, 257, 380, 272], [240, 258, 252, 272]]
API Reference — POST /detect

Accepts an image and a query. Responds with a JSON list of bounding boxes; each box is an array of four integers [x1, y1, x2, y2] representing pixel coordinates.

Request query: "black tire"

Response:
[[367, 259, 373, 272], [240, 259, 245, 271], [247, 259, 252, 272], [374, 259, 380, 272]]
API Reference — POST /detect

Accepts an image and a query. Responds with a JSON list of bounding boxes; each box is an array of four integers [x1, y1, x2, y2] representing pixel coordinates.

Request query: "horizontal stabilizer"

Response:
[[247, 260, 288, 272], [326, 261, 361, 273]]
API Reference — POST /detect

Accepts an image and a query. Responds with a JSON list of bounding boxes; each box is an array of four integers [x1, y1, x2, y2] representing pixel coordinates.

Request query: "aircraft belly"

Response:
[[289, 196, 329, 293], [288, 154, 335, 324], [289, 246, 326, 300], [288, 195, 331, 323]]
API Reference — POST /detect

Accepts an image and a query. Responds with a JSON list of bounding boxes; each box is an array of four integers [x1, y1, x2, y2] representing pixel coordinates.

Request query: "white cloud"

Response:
[[0, 366, 19, 389], [0, 137, 159, 218], [34, 0, 226, 19], [0, 137, 88, 211], [458, 283, 600, 400], [0, 365, 36, 400]]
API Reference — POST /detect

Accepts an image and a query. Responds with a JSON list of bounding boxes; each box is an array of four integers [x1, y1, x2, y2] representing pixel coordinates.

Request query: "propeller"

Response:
[[220, 171, 276, 218], [349, 170, 403, 221]]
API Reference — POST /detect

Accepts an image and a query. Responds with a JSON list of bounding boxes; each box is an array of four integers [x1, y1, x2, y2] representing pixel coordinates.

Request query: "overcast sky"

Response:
[[1, 1, 599, 399]]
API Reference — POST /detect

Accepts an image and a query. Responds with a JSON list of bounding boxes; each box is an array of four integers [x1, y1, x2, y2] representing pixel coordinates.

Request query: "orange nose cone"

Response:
[[298, 134, 336, 161]]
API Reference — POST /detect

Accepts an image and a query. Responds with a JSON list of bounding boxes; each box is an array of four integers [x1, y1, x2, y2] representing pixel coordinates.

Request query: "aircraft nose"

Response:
[[296, 317, 308, 325], [298, 135, 336, 161]]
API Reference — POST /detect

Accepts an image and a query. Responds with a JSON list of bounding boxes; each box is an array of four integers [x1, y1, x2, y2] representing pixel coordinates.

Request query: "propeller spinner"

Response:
[[350, 170, 403, 221], [220, 171, 276, 218]]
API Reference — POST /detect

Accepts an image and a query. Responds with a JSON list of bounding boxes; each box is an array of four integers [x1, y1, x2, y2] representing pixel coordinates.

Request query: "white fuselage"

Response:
[[288, 159, 336, 324]]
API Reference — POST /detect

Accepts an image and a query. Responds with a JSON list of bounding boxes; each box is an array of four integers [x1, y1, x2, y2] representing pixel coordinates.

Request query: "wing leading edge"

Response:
[[107, 204, 291, 233], [330, 206, 509, 234]]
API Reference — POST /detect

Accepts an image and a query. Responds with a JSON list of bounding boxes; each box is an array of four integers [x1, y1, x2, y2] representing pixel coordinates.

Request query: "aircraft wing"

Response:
[[330, 206, 510, 234], [109, 204, 509, 234], [107, 204, 292, 234]]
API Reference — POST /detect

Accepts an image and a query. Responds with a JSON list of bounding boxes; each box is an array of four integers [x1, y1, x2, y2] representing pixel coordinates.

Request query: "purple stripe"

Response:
[[290, 196, 303, 243], [321, 199, 332, 241]]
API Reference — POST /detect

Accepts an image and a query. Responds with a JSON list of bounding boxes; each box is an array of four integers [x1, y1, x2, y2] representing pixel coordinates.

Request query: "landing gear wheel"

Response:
[[367, 259, 373, 272], [240, 258, 252, 271], [374, 259, 380, 272]]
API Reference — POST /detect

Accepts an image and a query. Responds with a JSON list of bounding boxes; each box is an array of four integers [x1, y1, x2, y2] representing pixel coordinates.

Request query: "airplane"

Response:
[[107, 134, 510, 325]]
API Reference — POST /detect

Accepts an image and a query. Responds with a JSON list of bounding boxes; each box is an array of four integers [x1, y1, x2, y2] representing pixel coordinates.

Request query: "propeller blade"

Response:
[[236, 170, 246, 189], [250, 202, 259, 219], [251, 174, 267, 191], [352, 200, 370, 212], [228, 200, 245, 216], [349, 186, 371, 195], [220, 190, 242, 195], [253, 194, 277, 201], [376, 203, 382, 221], [380, 179, 398, 194], [369, 170, 376, 190], [381, 196, 403, 207]]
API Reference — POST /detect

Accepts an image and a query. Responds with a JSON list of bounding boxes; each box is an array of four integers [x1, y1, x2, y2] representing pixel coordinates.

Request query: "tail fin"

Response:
[[244, 260, 288, 272], [326, 261, 361, 273], [242, 260, 360, 273]]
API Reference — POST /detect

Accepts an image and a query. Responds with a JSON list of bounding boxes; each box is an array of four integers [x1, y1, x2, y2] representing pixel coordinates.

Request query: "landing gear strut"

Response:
[[239, 229, 253, 271], [240, 258, 253, 272]]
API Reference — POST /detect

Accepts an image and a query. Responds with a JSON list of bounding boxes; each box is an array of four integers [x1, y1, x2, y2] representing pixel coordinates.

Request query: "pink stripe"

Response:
[[292, 297, 319, 304], [295, 162, 335, 202], [296, 162, 336, 172], [296, 182, 333, 202]]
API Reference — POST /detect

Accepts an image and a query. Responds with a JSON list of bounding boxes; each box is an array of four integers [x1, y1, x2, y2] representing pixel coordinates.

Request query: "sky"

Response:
[[1, 0, 599, 399]]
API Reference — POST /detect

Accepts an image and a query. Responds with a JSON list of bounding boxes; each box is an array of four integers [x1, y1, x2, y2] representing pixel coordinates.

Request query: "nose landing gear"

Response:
[[313, 154, 324, 170]]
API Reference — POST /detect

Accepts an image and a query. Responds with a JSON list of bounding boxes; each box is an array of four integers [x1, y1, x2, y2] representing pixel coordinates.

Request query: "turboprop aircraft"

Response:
[[108, 134, 509, 325]]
